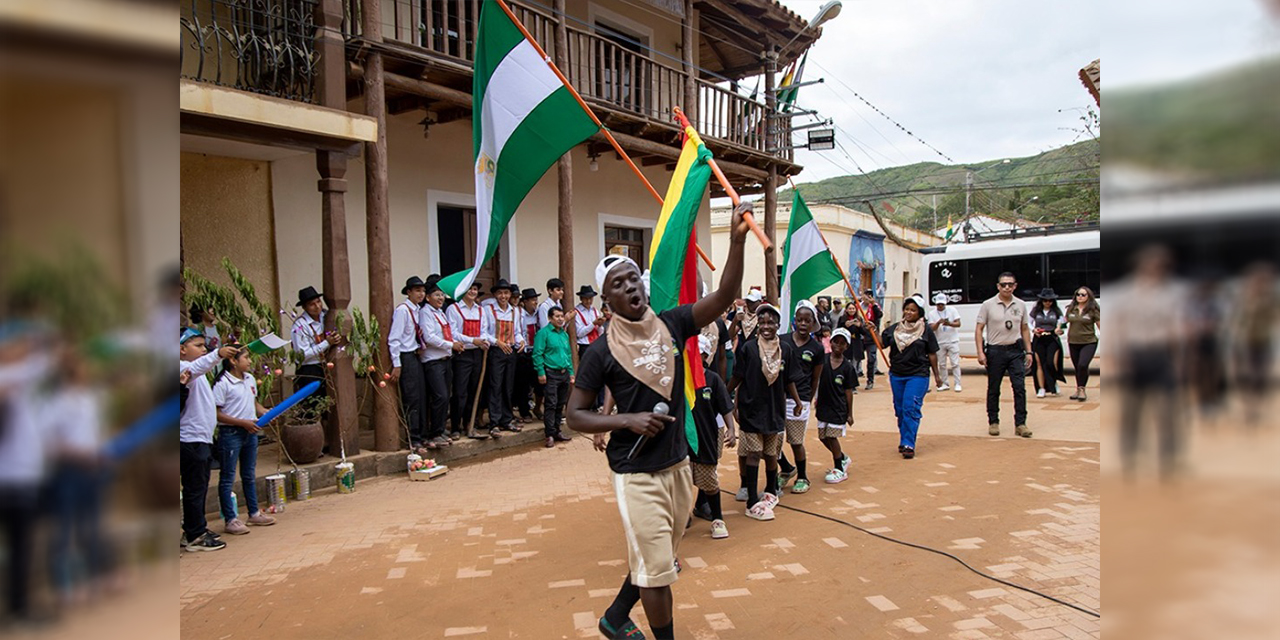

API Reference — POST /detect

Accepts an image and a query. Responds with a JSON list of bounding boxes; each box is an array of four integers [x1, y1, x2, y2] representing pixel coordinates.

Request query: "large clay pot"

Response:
[[281, 421, 324, 464]]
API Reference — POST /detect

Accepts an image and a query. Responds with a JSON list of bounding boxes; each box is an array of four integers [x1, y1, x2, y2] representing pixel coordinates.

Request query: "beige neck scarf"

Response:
[[740, 309, 758, 339], [893, 319, 925, 352], [699, 322, 720, 366], [606, 308, 676, 400], [758, 334, 783, 385]]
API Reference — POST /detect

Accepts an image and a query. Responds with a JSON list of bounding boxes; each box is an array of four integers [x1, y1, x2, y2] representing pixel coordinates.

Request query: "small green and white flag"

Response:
[[437, 0, 600, 299], [780, 190, 844, 330]]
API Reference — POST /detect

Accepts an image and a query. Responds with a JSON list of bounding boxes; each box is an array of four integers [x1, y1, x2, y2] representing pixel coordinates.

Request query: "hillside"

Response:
[[1106, 56, 1280, 181], [785, 139, 1099, 232]]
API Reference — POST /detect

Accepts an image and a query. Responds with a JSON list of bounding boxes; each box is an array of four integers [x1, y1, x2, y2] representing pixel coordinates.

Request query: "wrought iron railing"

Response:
[[343, 0, 777, 157], [181, 0, 320, 104]]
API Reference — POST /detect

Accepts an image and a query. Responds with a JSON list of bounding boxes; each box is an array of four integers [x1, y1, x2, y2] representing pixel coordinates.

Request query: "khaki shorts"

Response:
[[784, 399, 810, 445], [613, 460, 695, 588], [817, 421, 846, 439], [740, 431, 783, 457]]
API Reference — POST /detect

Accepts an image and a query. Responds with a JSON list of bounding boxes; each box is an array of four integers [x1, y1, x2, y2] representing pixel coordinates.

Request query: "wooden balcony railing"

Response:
[[344, 0, 776, 157], [181, 0, 320, 103]]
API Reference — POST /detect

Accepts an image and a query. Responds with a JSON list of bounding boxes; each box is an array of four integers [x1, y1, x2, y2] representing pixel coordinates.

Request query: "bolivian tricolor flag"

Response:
[[648, 124, 714, 454]]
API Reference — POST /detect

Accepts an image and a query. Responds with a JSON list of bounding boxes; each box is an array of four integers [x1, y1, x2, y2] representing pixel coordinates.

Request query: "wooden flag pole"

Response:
[[672, 107, 773, 252], [493, 0, 715, 271], [786, 177, 890, 369]]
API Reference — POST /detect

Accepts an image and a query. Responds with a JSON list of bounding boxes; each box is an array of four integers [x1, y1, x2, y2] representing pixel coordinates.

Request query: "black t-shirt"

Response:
[[880, 323, 940, 378], [731, 337, 793, 435], [575, 305, 698, 474], [815, 353, 857, 424], [782, 332, 824, 402], [689, 369, 733, 465]]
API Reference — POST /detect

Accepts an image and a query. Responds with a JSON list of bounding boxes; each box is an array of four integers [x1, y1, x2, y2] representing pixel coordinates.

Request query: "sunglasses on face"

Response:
[[1076, 293, 1088, 297], [998, 282, 1016, 288]]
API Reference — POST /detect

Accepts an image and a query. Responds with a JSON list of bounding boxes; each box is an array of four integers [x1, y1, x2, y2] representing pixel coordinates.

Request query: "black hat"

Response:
[[1036, 287, 1058, 300], [508, 282, 521, 294], [577, 285, 598, 298], [296, 286, 324, 307], [491, 278, 512, 293], [402, 276, 427, 295], [520, 287, 540, 300]]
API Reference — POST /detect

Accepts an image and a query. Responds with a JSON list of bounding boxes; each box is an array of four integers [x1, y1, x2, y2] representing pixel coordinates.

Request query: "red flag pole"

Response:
[[673, 107, 773, 253], [492, 0, 715, 271]]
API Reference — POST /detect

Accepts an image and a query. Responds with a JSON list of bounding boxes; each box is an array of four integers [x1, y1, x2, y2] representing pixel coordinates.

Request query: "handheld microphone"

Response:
[[626, 401, 669, 460]]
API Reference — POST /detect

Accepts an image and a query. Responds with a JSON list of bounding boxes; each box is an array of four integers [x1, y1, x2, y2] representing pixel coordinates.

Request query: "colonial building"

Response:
[[180, 0, 827, 452]]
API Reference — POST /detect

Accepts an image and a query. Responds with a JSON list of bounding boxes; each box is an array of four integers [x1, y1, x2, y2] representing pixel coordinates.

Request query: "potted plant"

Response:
[[277, 395, 333, 465]]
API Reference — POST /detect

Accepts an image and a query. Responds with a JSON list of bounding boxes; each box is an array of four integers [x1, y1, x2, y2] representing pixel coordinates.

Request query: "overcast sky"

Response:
[[778, 0, 1277, 185]]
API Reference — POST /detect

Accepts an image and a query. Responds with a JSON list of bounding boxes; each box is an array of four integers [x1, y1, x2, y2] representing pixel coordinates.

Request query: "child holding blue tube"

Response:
[[212, 345, 277, 535]]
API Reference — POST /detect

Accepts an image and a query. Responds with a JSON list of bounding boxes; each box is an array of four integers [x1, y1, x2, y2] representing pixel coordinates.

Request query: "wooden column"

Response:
[[682, 0, 696, 122], [363, 0, 399, 451], [763, 49, 779, 304], [554, 0, 577, 363], [315, 0, 359, 454]]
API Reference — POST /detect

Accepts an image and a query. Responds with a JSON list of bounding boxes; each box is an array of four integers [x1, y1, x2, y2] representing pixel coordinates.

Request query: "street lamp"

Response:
[[781, 1, 843, 54], [1011, 195, 1038, 216]]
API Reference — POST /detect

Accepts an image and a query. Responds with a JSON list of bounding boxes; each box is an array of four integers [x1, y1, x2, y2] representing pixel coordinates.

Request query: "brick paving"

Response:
[[181, 383, 1100, 638]]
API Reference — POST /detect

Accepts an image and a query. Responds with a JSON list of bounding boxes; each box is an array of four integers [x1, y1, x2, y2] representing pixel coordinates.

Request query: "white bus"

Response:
[[920, 224, 1101, 357]]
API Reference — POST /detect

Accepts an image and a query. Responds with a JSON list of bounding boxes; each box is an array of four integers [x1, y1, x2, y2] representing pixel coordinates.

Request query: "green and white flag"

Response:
[[780, 190, 844, 330], [437, 0, 600, 299]]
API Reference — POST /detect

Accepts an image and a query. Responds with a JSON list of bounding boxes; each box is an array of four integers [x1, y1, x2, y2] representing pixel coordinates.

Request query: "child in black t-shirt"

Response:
[[777, 301, 824, 495], [816, 329, 858, 483], [689, 364, 735, 539], [728, 304, 801, 522]]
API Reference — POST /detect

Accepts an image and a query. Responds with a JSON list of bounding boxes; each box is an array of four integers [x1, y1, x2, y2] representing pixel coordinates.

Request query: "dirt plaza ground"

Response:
[[180, 370, 1101, 639]]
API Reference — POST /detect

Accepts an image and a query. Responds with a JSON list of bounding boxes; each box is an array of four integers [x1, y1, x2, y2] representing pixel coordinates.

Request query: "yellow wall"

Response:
[[0, 79, 127, 292], [180, 152, 281, 314]]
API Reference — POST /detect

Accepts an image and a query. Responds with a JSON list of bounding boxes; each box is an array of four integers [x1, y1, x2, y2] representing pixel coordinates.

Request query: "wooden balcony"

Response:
[[342, 0, 799, 190]]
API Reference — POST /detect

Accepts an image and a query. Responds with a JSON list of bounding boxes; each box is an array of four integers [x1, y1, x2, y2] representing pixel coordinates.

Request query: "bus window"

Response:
[[966, 255, 1043, 301], [1047, 250, 1101, 297], [929, 260, 967, 303]]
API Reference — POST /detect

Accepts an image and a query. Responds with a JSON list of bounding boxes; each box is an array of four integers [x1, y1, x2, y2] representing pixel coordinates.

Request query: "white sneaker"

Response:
[[745, 502, 775, 521], [824, 468, 848, 484], [954, 384, 962, 392], [734, 487, 748, 502], [710, 519, 729, 539], [759, 492, 780, 510], [937, 384, 950, 392], [1036, 389, 1046, 398]]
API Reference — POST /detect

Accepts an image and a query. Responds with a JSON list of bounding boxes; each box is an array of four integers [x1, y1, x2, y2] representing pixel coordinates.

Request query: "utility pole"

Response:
[[932, 193, 937, 233]]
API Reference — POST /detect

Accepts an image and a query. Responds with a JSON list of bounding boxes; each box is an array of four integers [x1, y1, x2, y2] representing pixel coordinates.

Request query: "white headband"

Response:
[[595, 254, 640, 292]]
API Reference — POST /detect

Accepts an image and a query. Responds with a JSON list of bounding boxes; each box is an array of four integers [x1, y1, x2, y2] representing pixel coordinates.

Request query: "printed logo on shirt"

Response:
[[701, 388, 712, 401], [801, 351, 813, 362], [835, 375, 844, 386]]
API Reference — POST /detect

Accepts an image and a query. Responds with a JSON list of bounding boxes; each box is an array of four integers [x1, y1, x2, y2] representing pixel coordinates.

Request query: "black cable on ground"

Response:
[[721, 489, 1101, 619]]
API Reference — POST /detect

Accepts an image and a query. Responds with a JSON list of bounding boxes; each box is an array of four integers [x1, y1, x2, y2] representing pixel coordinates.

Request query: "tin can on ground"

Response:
[[290, 468, 311, 501], [264, 474, 287, 513], [335, 462, 355, 494]]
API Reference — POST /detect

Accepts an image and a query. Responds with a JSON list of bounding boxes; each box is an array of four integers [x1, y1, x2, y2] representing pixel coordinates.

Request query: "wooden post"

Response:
[[314, 0, 360, 455], [682, 0, 696, 124], [554, 0, 578, 364], [363, 0, 398, 451], [763, 49, 779, 304]]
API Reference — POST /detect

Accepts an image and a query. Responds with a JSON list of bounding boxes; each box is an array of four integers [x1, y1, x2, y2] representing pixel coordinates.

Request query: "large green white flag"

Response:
[[780, 190, 844, 330], [438, 0, 600, 298]]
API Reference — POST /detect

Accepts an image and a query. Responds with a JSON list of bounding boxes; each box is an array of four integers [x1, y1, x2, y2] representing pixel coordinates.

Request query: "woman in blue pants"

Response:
[[881, 297, 943, 459]]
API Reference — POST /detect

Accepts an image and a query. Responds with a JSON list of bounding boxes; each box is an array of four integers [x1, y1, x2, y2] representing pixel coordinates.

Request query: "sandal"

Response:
[[598, 616, 646, 640], [902, 447, 915, 459]]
